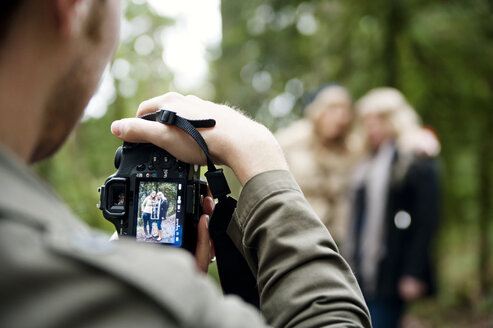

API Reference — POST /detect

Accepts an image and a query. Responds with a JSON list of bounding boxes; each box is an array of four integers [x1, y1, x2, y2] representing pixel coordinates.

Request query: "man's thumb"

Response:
[[111, 118, 168, 144]]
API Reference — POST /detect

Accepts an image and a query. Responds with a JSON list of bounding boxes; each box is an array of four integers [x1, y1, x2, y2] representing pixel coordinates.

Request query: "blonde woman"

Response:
[[276, 84, 363, 244], [141, 190, 156, 238], [344, 88, 440, 328]]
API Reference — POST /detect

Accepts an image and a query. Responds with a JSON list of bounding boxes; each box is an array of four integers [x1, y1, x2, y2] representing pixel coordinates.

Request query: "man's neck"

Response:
[[0, 25, 54, 164]]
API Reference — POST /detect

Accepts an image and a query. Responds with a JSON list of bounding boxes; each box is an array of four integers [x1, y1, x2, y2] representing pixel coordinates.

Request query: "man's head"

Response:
[[0, 0, 120, 163]]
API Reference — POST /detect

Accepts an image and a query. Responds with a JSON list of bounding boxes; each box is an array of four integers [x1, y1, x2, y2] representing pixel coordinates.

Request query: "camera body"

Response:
[[98, 142, 207, 253]]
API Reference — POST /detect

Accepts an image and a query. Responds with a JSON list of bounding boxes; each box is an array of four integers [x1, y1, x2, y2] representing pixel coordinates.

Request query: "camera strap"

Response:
[[141, 109, 260, 308], [142, 109, 230, 200]]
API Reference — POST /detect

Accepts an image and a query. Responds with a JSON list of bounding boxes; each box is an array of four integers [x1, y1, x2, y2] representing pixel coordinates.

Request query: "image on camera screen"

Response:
[[136, 180, 184, 246]]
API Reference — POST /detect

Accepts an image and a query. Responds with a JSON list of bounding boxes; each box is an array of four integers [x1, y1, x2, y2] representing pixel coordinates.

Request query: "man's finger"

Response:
[[136, 92, 185, 117], [202, 196, 214, 216], [111, 118, 207, 165], [111, 118, 169, 143], [195, 214, 211, 273]]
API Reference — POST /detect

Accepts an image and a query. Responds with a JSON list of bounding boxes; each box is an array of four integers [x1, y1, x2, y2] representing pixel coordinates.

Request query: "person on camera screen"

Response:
[[152, 192, 168, 242], [141, 190, 156, 238]]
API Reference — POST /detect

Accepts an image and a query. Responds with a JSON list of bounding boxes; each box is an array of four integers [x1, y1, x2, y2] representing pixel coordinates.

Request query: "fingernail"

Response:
[[204, 215, 210, 229], [111, 120, 121, 136]]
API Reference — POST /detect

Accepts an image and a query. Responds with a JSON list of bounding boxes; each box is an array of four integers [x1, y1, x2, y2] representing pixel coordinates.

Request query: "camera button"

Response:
[[114, 147, 123, 169]]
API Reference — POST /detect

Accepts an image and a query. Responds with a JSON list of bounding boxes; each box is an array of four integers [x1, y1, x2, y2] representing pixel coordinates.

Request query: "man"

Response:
[[0, 1, 371, 327]]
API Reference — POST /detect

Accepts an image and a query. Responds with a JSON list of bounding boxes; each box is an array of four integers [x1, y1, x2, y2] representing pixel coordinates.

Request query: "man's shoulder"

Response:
[[0, 147, 212, 320], [0, 212, 235, 327], [0, 146, 87, 233]]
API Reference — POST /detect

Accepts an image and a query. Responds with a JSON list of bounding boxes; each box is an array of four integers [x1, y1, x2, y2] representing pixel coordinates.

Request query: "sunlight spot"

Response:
[[134, 35, 154, 56], [111, 59, 130, 80], [269, 93, 296, 117], [297, 13, 318, 35], [252, 71, 272, 93]]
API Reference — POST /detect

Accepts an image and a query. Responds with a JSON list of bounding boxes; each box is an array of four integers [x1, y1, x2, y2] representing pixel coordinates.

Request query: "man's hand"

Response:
[[110, 92, 288, 185], [109, 195, 215, 273], [195, 196, 215, 273]]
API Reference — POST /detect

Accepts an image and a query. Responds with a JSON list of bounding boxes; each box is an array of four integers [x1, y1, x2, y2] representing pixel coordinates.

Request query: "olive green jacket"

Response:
[[0, 146, 370, 327]]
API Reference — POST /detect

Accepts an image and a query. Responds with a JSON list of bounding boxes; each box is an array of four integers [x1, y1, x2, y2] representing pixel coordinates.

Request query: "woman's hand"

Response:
[[398, 276, 427, 302]]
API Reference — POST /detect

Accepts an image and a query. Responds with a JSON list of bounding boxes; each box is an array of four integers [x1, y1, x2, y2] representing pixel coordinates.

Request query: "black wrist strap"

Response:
[[141, 109, 231, 200], [140, 109, 260, 308]]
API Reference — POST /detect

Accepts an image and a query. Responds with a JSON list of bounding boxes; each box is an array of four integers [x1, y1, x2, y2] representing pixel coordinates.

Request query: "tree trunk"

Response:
[[478, 101, 493, 296], [382, 0, 403, 87]]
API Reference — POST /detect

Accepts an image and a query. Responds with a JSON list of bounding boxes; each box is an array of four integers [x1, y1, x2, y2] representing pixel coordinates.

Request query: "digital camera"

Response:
[[98, 142, 207, 253]]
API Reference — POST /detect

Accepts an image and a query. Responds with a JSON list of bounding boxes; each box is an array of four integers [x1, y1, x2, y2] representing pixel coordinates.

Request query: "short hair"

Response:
[[0, 1, 25, 45]]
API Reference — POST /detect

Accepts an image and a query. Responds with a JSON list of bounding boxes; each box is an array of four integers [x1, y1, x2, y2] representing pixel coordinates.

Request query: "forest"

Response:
[[36, 1, 493, 325]]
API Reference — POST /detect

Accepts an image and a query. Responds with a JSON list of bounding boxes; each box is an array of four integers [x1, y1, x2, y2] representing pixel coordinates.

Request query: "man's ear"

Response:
[[53, 0, 90, 38]]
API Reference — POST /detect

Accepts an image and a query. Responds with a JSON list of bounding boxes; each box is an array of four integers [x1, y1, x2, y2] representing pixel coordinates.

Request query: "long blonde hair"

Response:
[[356, 87, 423, 156]]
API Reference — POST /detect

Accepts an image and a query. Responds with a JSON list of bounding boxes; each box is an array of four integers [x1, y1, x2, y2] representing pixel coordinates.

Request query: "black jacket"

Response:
[[352, 153, 441, 302], [152, 199, 168, 220]]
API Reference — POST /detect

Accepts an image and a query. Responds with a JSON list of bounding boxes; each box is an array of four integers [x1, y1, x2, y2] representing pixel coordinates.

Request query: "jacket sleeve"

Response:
[[403, 157, 441, 281], [161, 200, 168, 219], [228, 170, 371, 328]]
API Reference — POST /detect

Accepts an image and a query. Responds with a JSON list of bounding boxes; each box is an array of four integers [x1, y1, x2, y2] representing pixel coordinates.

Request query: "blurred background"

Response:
[[35, 0, 493, 326]]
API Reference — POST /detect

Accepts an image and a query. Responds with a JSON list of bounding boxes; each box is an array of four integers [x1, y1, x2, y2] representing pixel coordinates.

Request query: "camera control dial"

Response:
[[114, 146, 123, 169]]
